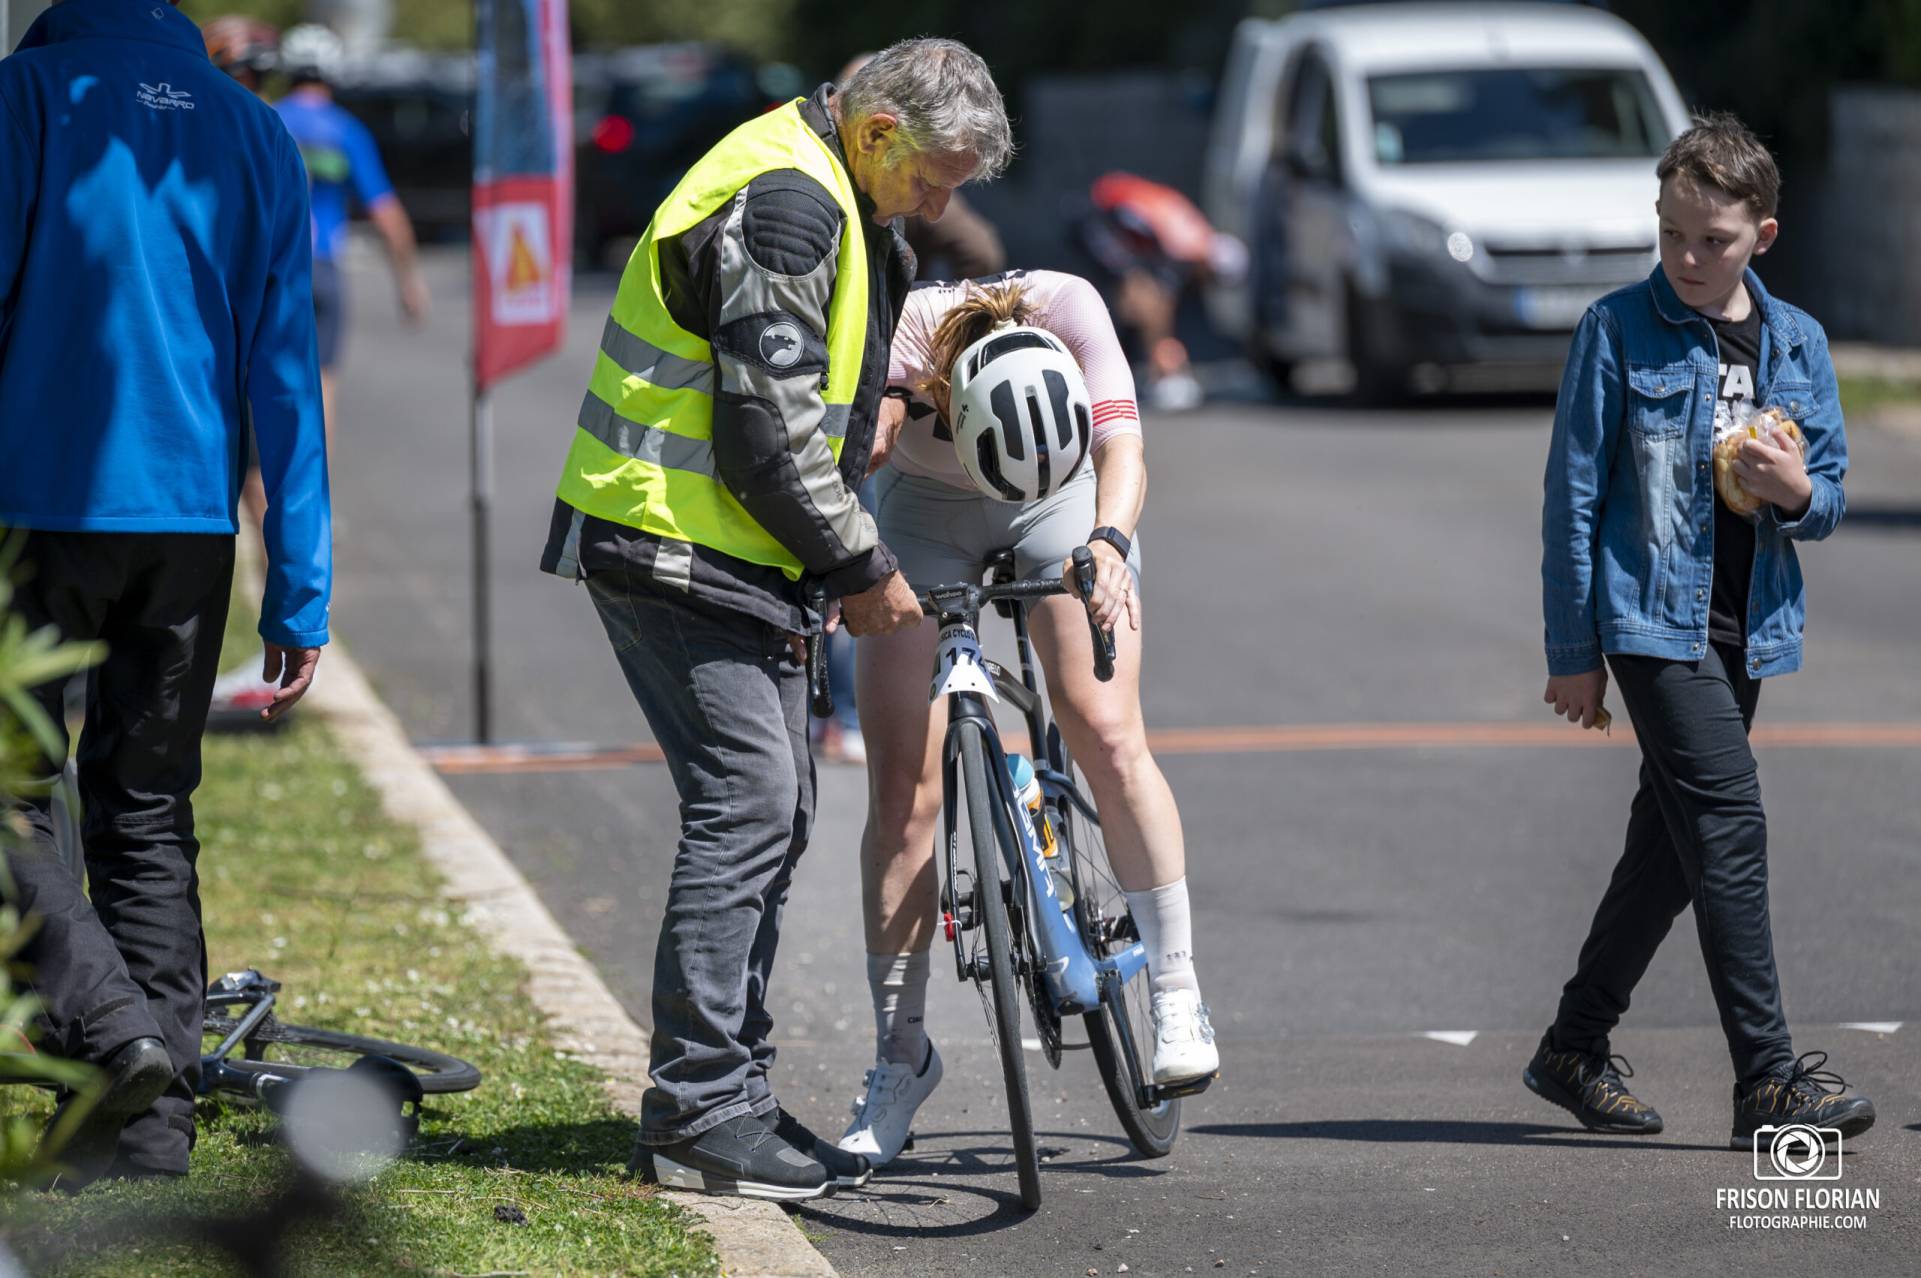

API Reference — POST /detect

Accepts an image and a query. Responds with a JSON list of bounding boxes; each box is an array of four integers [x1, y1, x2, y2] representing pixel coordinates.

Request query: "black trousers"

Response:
[[6, 531, 234, 1173], [1552, 643, 1795, 1087]]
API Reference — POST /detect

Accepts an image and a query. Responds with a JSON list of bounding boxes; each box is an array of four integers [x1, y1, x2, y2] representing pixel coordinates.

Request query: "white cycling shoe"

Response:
[[1150, 989, 1220, 1085], [838, 1040, 942, 1168]]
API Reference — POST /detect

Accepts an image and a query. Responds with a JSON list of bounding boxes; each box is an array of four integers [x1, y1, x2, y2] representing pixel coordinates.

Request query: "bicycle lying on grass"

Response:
[[808, 546, 1211, 1212], [2, 969, 480, 1148]]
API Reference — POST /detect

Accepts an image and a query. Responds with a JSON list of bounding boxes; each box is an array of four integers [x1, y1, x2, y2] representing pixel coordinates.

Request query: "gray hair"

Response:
[[838, 38, 1014, 182]]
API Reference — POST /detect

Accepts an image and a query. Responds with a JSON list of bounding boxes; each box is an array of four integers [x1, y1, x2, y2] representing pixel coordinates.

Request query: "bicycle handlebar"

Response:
[[803, 550, 1118, 717]]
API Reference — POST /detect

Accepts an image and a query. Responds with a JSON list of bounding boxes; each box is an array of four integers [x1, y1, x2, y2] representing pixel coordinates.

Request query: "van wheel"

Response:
[[1344, 283, 1410, 406], [1248, 344, 1297, 397]]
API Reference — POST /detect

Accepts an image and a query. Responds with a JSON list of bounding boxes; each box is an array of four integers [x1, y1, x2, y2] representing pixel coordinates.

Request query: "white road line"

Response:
[[1422, 1031, 1479, 1047], [1021, 1037, 1044, 1052], [1838, 1021, 1903, 1034]]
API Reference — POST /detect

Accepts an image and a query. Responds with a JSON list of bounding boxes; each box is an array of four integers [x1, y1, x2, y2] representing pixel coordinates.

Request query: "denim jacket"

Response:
[[1542, 267, 1847, 679]]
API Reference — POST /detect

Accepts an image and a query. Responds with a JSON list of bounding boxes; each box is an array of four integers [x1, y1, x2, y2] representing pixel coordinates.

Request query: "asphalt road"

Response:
[[326, 246, 1919, 1276]]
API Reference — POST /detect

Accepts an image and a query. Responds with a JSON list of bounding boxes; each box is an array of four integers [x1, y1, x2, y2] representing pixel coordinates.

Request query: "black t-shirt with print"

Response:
[[1708, 306, 1763, 648]]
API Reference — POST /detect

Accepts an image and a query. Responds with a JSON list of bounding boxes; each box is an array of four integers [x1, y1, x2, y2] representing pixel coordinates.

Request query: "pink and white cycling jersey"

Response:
[[887, 270, 1141, 491]]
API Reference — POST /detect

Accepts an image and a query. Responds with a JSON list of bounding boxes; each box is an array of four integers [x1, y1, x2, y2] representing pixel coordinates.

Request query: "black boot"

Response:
[[43, 1037, 176, 1191]]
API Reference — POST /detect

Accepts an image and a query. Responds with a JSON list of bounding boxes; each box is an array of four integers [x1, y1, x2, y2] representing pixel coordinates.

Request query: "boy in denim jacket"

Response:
[[1526, 114, 1874, 1149]]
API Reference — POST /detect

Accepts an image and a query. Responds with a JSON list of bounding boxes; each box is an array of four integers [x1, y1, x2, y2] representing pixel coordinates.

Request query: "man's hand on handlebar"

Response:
[[841, 570, 922, 636], [1063, 539, 1138, 632]]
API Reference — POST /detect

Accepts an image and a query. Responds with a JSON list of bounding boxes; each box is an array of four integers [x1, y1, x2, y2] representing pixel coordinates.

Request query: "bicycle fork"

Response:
[[946, 698, 1118, 1016]]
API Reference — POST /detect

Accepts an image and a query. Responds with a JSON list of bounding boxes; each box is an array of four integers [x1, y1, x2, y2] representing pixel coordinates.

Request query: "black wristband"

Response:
[[1088, 526, 1131, 560]]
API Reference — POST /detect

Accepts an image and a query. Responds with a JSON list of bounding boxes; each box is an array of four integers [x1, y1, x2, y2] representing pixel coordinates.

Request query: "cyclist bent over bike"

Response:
[[840, 270, 1218, 1167]]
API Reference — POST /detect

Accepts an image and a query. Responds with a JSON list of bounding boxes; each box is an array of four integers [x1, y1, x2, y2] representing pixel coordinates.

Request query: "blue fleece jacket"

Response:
[[0, 0, 329, 647]]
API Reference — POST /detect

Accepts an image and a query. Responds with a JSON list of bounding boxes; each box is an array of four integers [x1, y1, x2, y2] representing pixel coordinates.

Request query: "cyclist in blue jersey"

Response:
[[273, 25, 430, 437]]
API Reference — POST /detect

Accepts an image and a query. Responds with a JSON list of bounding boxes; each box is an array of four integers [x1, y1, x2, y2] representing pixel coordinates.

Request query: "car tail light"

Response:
[[592, 115, 635, 154]]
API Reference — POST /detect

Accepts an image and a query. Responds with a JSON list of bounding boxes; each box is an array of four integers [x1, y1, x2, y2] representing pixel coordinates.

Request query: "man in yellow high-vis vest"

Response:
[[539, 38, 1010, 1201]]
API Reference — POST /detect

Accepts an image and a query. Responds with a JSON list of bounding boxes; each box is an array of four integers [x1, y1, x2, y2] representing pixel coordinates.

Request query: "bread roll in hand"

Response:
[[1714, 407, 1805, 518]]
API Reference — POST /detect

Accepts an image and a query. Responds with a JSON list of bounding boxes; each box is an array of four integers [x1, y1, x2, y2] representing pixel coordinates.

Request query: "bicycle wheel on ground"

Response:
[[957, 721, 1043, 1211], [1062, 782, 1180, 1158], [201, 1014, 482, 1096]]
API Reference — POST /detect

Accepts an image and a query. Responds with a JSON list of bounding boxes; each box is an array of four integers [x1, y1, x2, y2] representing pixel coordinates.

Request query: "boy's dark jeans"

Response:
[[1552, 642, 1795, 1087], [5, 530, 236, 1173], [585, 572, 813, 1144]]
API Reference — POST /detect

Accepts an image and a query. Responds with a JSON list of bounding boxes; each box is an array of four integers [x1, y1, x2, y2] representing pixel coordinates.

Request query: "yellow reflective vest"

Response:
[[553, 100, 868, 579]]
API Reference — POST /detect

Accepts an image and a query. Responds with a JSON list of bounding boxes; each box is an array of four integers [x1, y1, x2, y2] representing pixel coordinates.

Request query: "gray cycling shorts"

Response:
[[874, 464, 1143, 592]]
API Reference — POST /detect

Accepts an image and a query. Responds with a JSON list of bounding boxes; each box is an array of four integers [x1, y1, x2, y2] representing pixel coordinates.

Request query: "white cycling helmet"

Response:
[[948, 324, 1092, 503], [279, 24, 344, 82]]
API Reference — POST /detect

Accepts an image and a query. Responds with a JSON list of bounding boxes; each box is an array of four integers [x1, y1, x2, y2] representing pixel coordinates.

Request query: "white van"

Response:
[[1202, 3, 1691, 394]]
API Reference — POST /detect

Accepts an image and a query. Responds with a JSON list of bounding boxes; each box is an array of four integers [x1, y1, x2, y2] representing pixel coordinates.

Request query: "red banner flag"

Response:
[[472, 0, 572, 390]]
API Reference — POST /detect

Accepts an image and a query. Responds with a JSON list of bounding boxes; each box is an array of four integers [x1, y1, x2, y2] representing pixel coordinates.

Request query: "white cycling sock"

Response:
[[1123, 879, 1201, 998], [868, 951, 931, 1065]]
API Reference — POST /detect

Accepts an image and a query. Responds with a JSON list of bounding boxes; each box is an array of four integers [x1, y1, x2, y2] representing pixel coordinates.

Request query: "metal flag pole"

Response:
[[470, 383, 494, 744], [469, 0, 492, 747]]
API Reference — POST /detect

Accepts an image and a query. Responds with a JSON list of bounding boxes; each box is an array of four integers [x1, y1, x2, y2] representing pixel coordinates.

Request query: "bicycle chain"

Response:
[[1009, 894, 1063, 1068]]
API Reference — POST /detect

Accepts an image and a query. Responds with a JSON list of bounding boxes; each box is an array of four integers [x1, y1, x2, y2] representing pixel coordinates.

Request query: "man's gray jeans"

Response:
[[586, 572, 814, 1144]]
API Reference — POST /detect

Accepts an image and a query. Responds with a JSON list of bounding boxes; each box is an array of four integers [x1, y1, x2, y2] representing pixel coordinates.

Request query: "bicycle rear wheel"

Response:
[[201, 1014, 482, 1096], [957, 721, 1043, 1211], [1062, 784, 1180, 1157]]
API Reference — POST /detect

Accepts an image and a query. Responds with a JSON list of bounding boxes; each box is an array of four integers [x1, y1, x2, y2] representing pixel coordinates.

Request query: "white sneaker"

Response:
[[1147, 371, 1204, 412], [207, 666, 278, 715], [1150, 989, 1219, 1085], [838, 1041, 941, 1167]]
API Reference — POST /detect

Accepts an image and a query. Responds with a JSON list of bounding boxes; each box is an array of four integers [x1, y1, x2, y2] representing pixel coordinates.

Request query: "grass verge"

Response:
[[1, 622, 717, 1275], [1839, 374, 1921, 418]]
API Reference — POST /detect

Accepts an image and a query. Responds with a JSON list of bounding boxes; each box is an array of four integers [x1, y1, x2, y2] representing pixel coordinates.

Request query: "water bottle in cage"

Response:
[[1006, 753, 1073, 909]]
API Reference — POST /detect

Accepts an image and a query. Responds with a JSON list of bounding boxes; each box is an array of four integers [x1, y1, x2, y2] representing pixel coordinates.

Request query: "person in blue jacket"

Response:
[[271, 24, 429, 445], [0, 0, 329, 1187]]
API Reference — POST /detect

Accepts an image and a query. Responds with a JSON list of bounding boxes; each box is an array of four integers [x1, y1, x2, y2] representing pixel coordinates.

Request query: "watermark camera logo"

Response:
[[1753, 1124, 1843, 1182]]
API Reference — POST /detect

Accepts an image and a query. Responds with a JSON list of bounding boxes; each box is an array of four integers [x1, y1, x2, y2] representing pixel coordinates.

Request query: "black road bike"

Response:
[[808, 547, 1210, 1212]]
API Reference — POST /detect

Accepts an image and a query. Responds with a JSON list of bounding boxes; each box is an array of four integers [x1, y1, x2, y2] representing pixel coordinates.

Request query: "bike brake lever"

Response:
[[1070, 546, 1116, 683]]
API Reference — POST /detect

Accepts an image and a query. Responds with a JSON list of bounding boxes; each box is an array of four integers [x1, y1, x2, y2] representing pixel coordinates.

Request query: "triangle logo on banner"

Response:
[[484, 201, 556, 326], [507, 225, 545, 290]]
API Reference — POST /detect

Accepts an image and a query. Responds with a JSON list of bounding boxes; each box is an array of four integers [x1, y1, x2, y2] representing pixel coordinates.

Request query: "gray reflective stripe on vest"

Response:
[[821, 403, 850, 440], [577, 392, 718, 476], [600, 316, 716, 395], [555, 506, 587, 579]]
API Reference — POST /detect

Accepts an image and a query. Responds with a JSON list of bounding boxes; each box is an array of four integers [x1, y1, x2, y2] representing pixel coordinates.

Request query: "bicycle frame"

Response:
[[203, 969, 298, 1100], [929, 585, 1148, 1020]]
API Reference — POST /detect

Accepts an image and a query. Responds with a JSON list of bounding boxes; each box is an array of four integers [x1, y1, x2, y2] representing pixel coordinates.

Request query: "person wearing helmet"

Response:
[[837, 269, 1218, 1169], [1076, 172, 1247, 412], [272, 24, 430, 437], [201, 15, 278, 97]]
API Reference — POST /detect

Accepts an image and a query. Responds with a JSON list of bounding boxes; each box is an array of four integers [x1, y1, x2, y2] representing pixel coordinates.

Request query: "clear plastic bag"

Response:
[[1712, 402, 1806, 519]]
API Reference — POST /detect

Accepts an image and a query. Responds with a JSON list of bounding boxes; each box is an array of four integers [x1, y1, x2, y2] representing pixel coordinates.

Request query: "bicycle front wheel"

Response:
[[957, 721, 1043, 1211], [201, 1015, 482, 1096], [1063, 785, 1180, 1158]]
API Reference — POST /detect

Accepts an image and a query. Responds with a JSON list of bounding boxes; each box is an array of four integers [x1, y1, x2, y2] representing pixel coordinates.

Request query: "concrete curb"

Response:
[[302, 644, 838, 1278]]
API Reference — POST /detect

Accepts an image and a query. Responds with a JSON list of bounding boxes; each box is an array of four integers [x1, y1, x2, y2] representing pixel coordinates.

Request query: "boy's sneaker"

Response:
[[1522, 1032, 1664, 1134], [638, 1113, 833, 1201], [1150, 989, 1219, 1085], [838, 1040, 941, 1168], [1731, 1050, 1875, 1149], [771, 1107, 871, 1188]]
